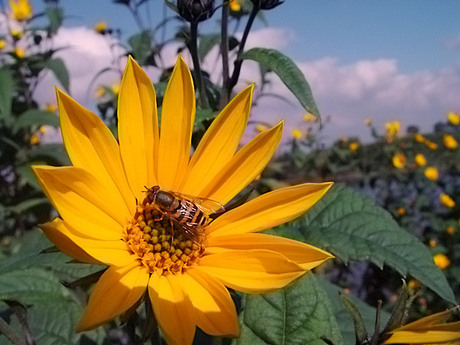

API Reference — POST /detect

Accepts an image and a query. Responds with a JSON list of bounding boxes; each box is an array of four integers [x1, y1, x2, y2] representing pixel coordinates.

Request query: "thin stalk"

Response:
[[0, 317, 25, 345], [227, 5, 259, 97], [219, 1, 230, 108], [189, 21, 209, 108]]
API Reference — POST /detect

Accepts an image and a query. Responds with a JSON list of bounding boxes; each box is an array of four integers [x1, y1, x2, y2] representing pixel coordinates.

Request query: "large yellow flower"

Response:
[[9, 0, 32, 21], [33, 56, 333, 345], [383, 308, 460, 344]]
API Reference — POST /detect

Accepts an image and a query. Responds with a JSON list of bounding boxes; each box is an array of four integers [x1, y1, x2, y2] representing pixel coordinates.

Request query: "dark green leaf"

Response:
[[285, 184, 456, 303], [0, 68, 15, 118], [45, 6, 64, 33], [236, 273, 343, 345], [128, 30, 152, 65], [46, 58, 70, 92], [6, 198, 48, 214], [13, 109, 60, 131], [198, 34, 220, 60], [28, 143, 70, 165], [239, 48, 321, 120]]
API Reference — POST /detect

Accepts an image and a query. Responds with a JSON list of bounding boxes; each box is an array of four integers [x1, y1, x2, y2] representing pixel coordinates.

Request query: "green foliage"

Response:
[[236, 273, 343, 345], [46, 58, 70, 92], [0, 68, 15, 118]]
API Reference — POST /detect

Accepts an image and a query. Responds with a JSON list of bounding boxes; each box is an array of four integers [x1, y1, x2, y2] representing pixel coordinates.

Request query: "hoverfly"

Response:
[[144, 185, 225, 243]]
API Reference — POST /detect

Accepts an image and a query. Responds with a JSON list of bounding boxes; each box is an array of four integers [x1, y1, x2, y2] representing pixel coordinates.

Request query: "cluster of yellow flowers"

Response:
[[385, 121, 400, 141]]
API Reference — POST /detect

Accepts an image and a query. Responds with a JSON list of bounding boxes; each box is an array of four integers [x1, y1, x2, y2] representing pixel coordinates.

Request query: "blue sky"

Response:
[[28, 1, 460, 141]]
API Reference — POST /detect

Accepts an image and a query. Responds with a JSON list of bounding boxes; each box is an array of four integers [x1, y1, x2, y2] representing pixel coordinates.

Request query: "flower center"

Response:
[[123, 198, 206, 275]]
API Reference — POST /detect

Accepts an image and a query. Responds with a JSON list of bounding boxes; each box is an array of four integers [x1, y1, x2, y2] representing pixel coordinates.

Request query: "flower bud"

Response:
[[177, 0, 214, 23], [250, 0, 284, 10]]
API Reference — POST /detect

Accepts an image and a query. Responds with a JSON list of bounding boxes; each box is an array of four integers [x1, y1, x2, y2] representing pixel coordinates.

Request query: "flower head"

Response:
[[424, 166, 438, 181], [433, 253, 451, 270], [447, 111, 460, 125], [291, 128, 302, 140], [443, 134, 458, 150], [94, 21, 108, 34], [229, 0, 242, 12], [9, 0, 32, 21], [0, 39, 6, 50], [414, 153, 426, 167], [440, 193, 455, 208], [45, 103, 57, 113], [348, 141, 359, 152], [303, 113, 317, 123], [383, 308, 460, 344], [385, 121, 400, 141], [33, 56, 333, 344], [392, 152, 406, 169]]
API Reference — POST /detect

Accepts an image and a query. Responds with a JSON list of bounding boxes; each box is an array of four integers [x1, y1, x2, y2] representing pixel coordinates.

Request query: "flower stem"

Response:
[[219, 1, 230, 108], [0, 317, 25, 345], [226, 5, 259, 98], [189, 21, 209, 108]]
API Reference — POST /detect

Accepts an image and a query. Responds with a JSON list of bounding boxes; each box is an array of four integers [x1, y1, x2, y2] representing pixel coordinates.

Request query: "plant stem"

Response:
[[0, 317, 25, 345], [219, 1, 230, 108], [227, 5, 259, 98], [189, 21, 209, 108]]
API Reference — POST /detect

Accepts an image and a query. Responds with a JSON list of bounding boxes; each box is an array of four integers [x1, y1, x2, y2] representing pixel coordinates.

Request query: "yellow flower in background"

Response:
[[414, 153, 426, 167], [348, 141, 359, 152], [95, 87, 106, 98], [447, 111, 460, 125], [443, 134, 458, 150], [407, 279, 420, 290], [440, 193, 455, 208], [229, 0, 242, 12], [433, 253, 451, 270], [9, 0, 32, 21], [396, 207, 406, 216], [424, 166, 438, 181], [255, 124, 267, 133], [111, 83, 120, 95], [426, 140, 438, 150], [414, 133, 425, 143], [446, 226, 455, 235], [94, 21, 108, 34], [45, 103, 57, 113], [292, 128, 302, 139], [10, 29, 23, 40], [428, 238, 437, 248], [0, 39, 6, 50], [392, 152, 406, 169], [364, 119, 372, 126], [13, 47, 24, 58], [383, 308, 460, 344], [385, 121, 400, 140], [303, 113, 317, 122], [33, 56, 333, 343], [30, 126, 47, 145]]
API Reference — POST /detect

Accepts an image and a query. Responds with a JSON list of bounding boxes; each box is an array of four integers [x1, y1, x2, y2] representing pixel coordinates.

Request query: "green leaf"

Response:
[[285, 184, 456, 303], [45, 6, 64, 33], [0, 68, 15, 118], [6, 197, 48, 214], [28, 143, 71, 165], [236, 273, 343, 345], [239, 47, 321, 120], [13, 109, 60, 131], [128, 30, 152, 65], [198, 34, 220, 60], [46, 58, 70, 92]]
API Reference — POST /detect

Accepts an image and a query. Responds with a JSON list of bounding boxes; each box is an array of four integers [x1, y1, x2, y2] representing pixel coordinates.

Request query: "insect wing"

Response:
[[168, 191, 225, 215]]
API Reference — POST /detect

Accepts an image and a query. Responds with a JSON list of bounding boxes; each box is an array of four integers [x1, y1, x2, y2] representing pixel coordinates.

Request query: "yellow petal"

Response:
[[40, 218, 135, 267], [157, 55, 195, 191], [196, 249, 305, 294], [200, 121, 284, 205], [40, 219, 102, 265], [207, 182, 333, 238], [207, 233, 332, 270], [118, 56, 159, 200], [77, 264, 149, 332], [384, 329, 460, 344], [184, 268, 239, 337], [397, 309, 456, 330], [181, 85, 253, 196], [57, 89, 135, 215], [33, 166, 126, 240], [148, 273, 196, 345]]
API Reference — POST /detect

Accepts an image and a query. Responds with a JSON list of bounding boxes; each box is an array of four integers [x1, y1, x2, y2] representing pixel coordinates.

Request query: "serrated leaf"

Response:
[[236, 273, 343, 345], [239, 47, 320, 120], [13, 109, 59, 131], [286, 184, 455, 303], [0, 68, 14, 118], [46, 58, 70, 92], [128, 30, 152, 65]]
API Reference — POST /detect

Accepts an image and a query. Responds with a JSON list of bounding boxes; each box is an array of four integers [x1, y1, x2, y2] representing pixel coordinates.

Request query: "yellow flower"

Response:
[[111, 83, 120, 95], [229, 0, 242, 12], [414, 153, 426, 167], [364, 119, 372, 126], [428, 238, 437, 248], [33, 56, 333, 343], [447, 111, 460, 125], [348, 141, 359, 152], [424, 166, 438, 181], [45, 103, 57, 113], [385, 121, 400, 140], [30, 126, 46, 145], [292, 128, 302, 139], [440, 193, 455, 208], [10, 29, 23, 40], [414, 133, 425, 143], [443, 134, 458, 150], [255, 124, 267, 133], [426, 140, 438, 150], [396, 207, 406, 216], [433, 253, 451, 270], [392, 152, 406, 169], [446, 225, 455, 235], [13, 47, 24, 58], [9, 0, 32, 21], [303, 113, 317, 123], [407, 279, 420, 290], [383, 308, 460, 344], [94, 21, 108, 34], [0, 39, 6, 50], [95, 87, 106, 98]]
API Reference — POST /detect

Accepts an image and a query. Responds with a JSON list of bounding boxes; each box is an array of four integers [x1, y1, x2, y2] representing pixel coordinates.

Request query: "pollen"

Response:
[[123, 199, 205, 275]]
